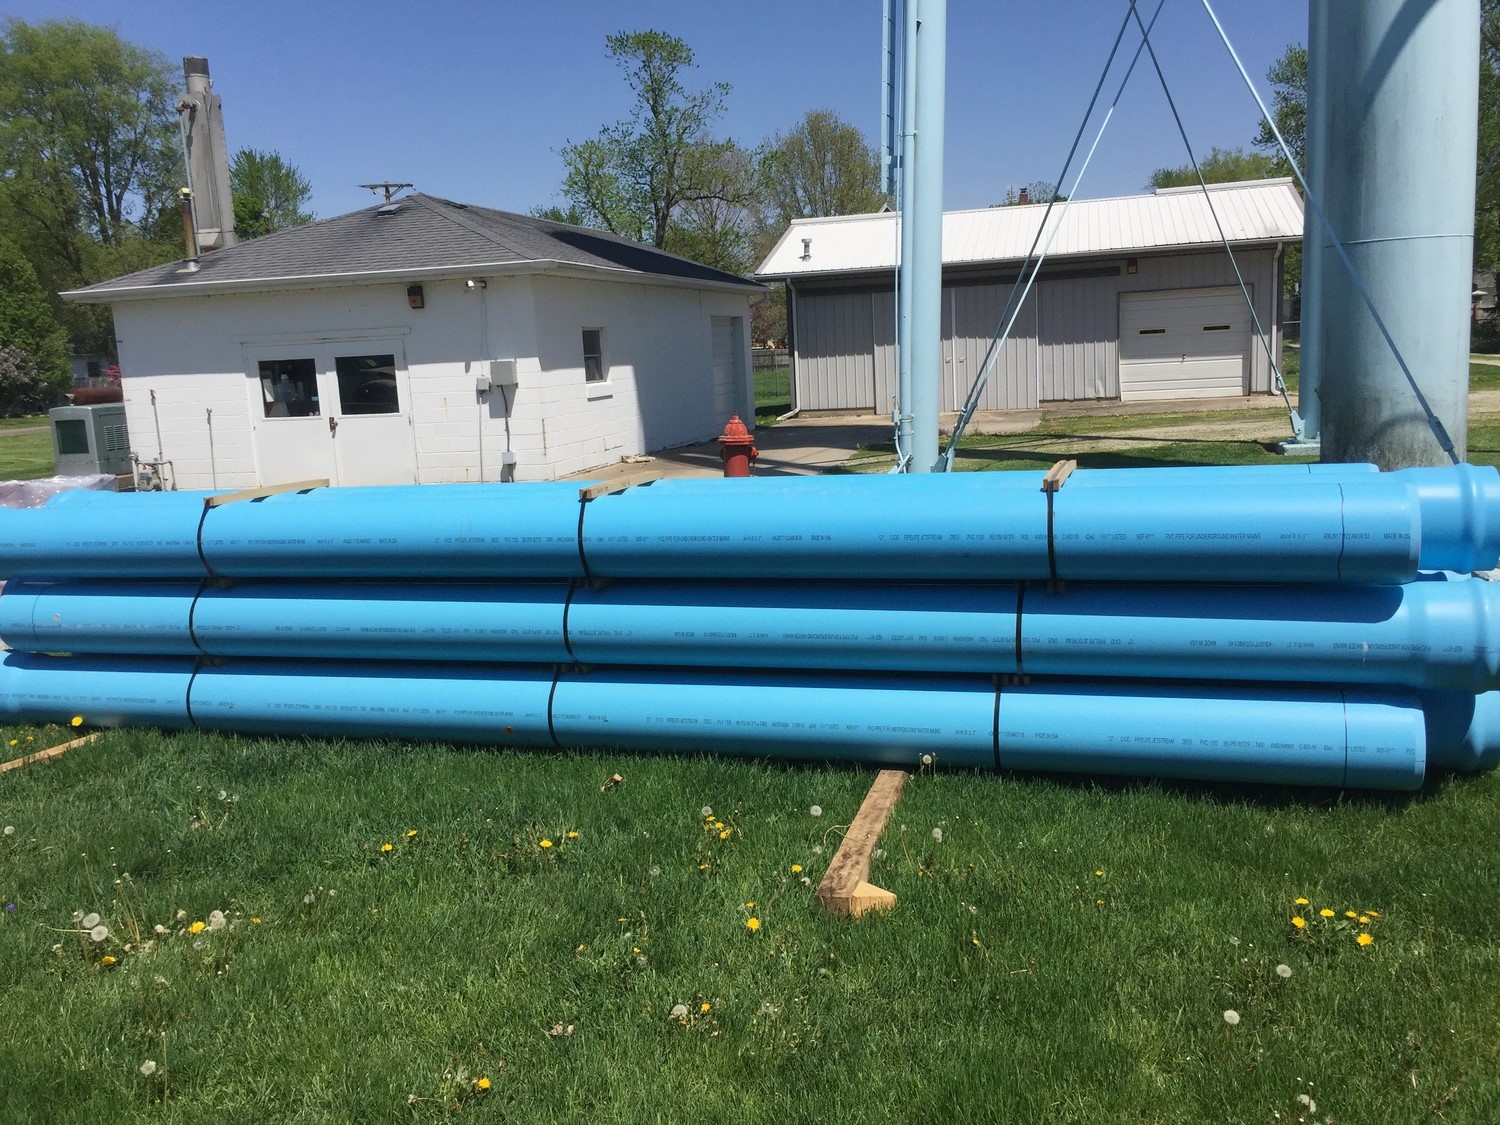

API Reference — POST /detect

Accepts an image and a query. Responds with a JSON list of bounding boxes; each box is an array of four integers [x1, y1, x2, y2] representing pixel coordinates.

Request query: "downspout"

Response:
[[778, 282, 801, 422]]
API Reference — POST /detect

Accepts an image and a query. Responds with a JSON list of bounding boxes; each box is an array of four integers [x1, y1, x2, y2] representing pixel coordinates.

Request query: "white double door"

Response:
[[248, 339, 417, 487]]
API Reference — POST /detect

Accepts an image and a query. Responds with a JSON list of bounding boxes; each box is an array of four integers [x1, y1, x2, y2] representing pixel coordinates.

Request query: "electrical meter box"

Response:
[[50, 403, 132, 476]]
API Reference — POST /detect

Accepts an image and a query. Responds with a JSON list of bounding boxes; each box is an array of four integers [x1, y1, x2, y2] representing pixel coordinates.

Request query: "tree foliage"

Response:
[[994, 181, 1063, 207], [559, 30, 735, 251], [1147, 147, 1283, 190], [230, 149, 313, 240], [1252, 43, 1306, 171], [1477, 0, 1500, 275], [758, 110, 885, 227], [0, 236, 69, 392]]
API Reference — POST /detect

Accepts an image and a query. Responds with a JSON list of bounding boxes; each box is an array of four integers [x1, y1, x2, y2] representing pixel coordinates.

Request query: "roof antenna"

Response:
[[360, 182, 413, 204]]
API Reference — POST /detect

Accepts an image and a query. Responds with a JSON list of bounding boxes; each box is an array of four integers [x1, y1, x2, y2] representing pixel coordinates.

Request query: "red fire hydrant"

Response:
[[717, 414, 758, 477]]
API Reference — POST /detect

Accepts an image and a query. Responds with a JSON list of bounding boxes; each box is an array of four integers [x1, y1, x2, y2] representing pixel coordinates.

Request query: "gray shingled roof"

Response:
[[64, 193, 761, 302]]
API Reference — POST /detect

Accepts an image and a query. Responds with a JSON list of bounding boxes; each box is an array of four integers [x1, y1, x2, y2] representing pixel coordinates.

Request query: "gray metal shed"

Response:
[[755, 179, 1303, 414]]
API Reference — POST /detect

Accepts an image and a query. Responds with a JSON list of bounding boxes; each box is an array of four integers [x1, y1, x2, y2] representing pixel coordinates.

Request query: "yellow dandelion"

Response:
[[250, 917, 262, 924], [1365, 909, 1381, 918], [539, 839, 553, 849], [1294, 896, 1309, 905], [380, 842, 393, 853], [1357, 915, 1370, 924], [744, 901, 756, 910], [699, 1002, 711, 1013], [1291, 916, 1307, 929], [617, 916, 627, 923], [189, 921, 205, 934], [100, 955, 117, 966], [697, 863, 709, 871], [632, 945, 640, 954], [6, 739, 15, 747], [1319, 908, 1335, 918], [476, 1076, 491, 1091], [718, 829, 731, 840], [1094, 869, 1104, 877], [1344, 910, 1358, 919], [405, 829, 418, 838], [712, 820, 724, 830], [70, 716, 84, 728], [566, 830, 579, 839], [1356, 932, 1374, 947], [790, 864, 803, 874], [745, 917, 761, 932]]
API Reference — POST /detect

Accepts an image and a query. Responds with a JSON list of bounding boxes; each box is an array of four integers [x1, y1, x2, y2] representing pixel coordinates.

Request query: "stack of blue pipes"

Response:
[[0, 461, 1498, 792]]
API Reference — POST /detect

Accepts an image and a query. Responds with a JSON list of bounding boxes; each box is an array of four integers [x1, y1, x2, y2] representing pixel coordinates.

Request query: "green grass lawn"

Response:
[[754, 367, 791, 428], [2, 728, 1497, 1122], [0, 427, 55, 480]]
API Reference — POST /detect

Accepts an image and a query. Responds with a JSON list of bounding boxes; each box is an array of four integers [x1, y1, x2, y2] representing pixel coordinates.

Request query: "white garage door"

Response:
[[1119, 287, 1250, 401]]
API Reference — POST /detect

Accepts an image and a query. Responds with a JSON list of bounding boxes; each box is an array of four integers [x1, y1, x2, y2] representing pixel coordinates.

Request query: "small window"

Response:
[[259, 358, 319, 418], [55, 419, 91, 455], [1137, 328, 1166, 335], [1202, 324, 1232, 332], [582, 328, 606, 383], [335, 353, 399, 415]]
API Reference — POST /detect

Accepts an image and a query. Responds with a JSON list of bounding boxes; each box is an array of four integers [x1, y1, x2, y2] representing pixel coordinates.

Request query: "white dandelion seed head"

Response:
[[931, 827, 944, 843], [1228, 936, 1240, 946], [175, 909, 187, 921], [327, 889, 336, 898], [303, 893, 315, 905], [800, 876, 811, 886], [81, 912, 100, 929], [809, 805, 822, 817], [207, 910, 226, 931], [920, 754, 933, 766], [1222, 1009, 1241, 1026], [2, 825, 13, 835], [811, 845, 823, 855], [90, 924, 109, 942], [649, 865, 661, 878], [1277, 964, 1293, 978], [192, 939, 204, 950], [217, 790, 227, 801], [872, 848, 884, 859], [139, 1059, 157, 1076], [71, 910, 83, 923], [669, 1003, 689, 1020], [153, 924, 168, 935], [1295, 1094, 1316, 1112], [700, 806, 713, 818]]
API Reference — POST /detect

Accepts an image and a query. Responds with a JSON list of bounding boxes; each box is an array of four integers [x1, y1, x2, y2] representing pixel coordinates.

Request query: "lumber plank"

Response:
[[578, 471, 661, 502], [1041, 458, 1077, 493], [206, 479, 330, 507], [0, 731, 102, 773], [816, 768, 908, 917]]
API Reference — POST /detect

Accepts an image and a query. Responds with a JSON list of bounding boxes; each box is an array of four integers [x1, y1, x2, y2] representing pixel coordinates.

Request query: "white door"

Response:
[[248, 342, 417, 487], [711, 316, 742, 421], [1118, 287, 1250, 401]]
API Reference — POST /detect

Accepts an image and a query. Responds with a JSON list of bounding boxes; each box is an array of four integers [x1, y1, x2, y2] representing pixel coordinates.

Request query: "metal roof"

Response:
[[65, 193, 763, 303], [755, 178, 1303, 280]]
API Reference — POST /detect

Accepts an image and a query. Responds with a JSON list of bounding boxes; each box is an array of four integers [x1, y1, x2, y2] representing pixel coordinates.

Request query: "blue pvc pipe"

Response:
[[11, 466, 1500, 581], [5, 573, 1496, 693], [0, 652, 1444, 790]]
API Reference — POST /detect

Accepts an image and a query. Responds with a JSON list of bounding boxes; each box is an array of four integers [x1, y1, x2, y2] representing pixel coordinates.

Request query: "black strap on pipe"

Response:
[[574, 500, 593, 585], [546, 665, 563, 749], [991, 676, 1003, 772], [1044, 490, 1060, 589], [560, 581, 579, 663], [1334, 484, 1349, 584], [186, 578, 210, 656], [193, 500, 216, 580], [184, 655, 205, 730], [1013, 584, 1027, 679]]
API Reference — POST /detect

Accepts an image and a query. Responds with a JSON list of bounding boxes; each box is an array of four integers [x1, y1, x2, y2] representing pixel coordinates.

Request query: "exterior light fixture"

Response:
[[1126, 258, 1138, 274], [407, 284, 425, 309]]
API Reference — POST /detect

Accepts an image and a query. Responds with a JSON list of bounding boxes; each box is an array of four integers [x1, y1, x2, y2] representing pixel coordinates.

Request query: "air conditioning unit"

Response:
[[49, 403, 132, 476]]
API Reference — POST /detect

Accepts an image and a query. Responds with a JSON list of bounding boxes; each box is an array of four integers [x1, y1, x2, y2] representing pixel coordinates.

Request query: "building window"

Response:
[[582, 328, 606, 383], [334, 353, 399, 415], [259, 358, 319, 417]]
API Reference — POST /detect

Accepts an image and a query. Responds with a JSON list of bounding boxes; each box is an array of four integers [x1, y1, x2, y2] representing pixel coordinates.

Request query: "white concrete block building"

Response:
[[64, 194, 762, 488], [756, 179, 1303, 414]]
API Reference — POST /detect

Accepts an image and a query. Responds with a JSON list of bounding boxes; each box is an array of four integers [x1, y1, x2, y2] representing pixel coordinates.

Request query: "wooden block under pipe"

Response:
[[815, 768, 907, 918]]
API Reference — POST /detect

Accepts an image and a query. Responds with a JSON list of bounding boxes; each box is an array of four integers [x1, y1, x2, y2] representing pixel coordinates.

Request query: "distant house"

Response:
[[63, 193, 763, 488], [755, 179, 1303, 412]]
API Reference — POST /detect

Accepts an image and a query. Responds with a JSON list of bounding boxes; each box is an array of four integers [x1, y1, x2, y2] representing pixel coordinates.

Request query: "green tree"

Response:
[[759, 110, 885, 227], [230, 149, 313, 240], [0, 19, 181, 248], [664, 140, 760, 274], [1147, 147, 1284, 190], [993, 181, 1063, 206], [1252, 44, 1307, 171], [0, 235, 69, 394], [558, 30, 734, 249], [1476, 0, 1500, 276]]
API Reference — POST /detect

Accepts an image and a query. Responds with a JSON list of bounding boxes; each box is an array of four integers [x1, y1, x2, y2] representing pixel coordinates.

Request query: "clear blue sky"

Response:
[[3, 0, 1309, 221]]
